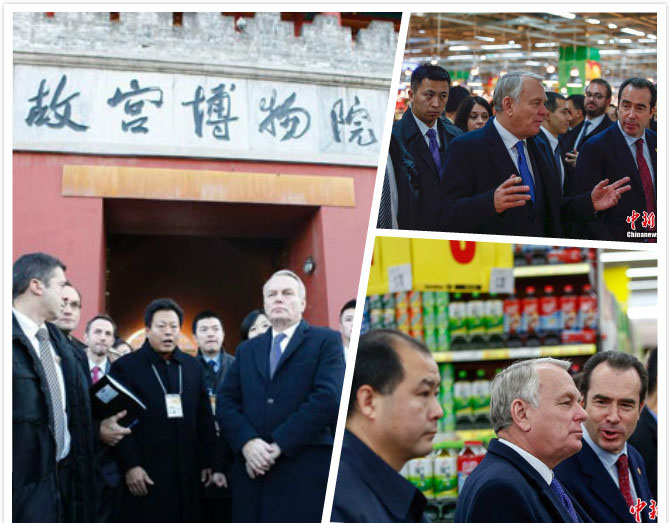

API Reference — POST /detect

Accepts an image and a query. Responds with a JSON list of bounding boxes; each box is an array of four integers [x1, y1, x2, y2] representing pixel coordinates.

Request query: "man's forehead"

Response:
[[419, 78, 449, 91], [198, 317, 222, 328], [621, 86, 652, 104], [265, 275, 299, 292], [152, 310, 179, 323], [62, 285, 80, 300], [90, 318, 113, 331]]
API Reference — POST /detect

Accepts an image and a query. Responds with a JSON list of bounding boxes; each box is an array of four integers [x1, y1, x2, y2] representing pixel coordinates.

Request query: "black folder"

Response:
[[90, 374, 147, 428]]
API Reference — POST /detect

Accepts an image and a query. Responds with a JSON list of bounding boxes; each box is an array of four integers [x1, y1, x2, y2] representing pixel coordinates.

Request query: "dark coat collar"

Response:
[[137, 339, 187, 364]]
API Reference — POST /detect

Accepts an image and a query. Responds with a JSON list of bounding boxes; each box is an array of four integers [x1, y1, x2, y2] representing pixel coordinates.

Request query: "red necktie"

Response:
[[616, 454, 634, 508], [92, 366, 101, 384], [635, 138, 656, 216]]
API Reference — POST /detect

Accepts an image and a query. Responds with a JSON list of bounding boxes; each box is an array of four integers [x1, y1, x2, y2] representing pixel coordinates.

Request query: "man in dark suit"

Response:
[[12, 252, 96, 523], [111, 298, 219, 523], [629, 348, 657, 498], [331, 329, 442, 523], [54, 282, 89, 370], [393, 63, 462, 230], [536, 92, 571, 194], [456, 357, 592, 523], [561, 78, 614, 190], [218, 269, 345, 523], [566, 94, 585, 130], [438, 71, 630, 237], [456, 358, 591, 523], [192, 310, 234, 522], [556, 351, 653, 523], [574, 78, 657, 242]]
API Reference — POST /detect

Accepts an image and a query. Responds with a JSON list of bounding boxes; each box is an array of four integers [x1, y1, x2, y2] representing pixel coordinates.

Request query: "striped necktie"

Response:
[[36, 328, 66, 457]]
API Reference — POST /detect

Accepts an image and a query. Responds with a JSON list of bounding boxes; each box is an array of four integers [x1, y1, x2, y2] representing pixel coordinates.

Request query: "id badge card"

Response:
[[165, 394, 183, 418]]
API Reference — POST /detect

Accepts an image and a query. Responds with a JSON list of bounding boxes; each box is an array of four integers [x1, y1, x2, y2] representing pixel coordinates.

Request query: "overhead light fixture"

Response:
[[525, 60, 541, 66], [547, 11, 576, 20], [567, 66, 583, 88], [468, 65, 483, 87], [597, 39, 606, 45], [638, 38, 655, 43], [647, 34, 657, 39], [619, 38, 632, 44], [508, 40, 515, 45], [475, 35, 495, 42], [418, 29, 426, 34], [586, 19, 600, 25], [543, 64, 559, 86], [531, 52, 560, 58], [481, 44, 521, 50], [560, 87, 568, 94], [599, 49, 622, 55], [535, 42, 558, 48], [607, 23, 618, 29], [449, 45, 470, 51], [621, 27, 645, 37], [626, 267, 657, 279], [430, 58, 438, 65], [303, 256, 316, 275], [600, 251, 658, 263]]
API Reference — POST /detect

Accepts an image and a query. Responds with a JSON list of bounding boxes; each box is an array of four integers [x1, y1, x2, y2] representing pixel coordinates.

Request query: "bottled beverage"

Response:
[[449, 293, 467, 349], [457, 441, 486, 492], [579, 284, 597, 330], [407, 455, 434, 498], [522, 286, 540, 346], [503, 292, 523, 347], [484, 294, 505, 347], [466, 293, 486, 348], [472, 369, 491, 428], [540, 285, 560, 345], [454, 370, 473, 430], [433, 441, 460, 499], [560, 284, 578, 331]]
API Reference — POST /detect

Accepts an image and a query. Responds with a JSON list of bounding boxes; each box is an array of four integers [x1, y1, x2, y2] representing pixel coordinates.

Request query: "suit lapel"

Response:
[[486, 119, 519, 184], [609, 127, 646, 205], [401, 110, 438, 178], [646, 130, 657, 188], [578, 442, 632, 520], [254, 330, 273, 381]]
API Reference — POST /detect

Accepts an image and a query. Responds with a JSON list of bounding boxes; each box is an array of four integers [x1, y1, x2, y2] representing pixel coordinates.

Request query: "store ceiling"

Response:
[[405, 12, 657, 83]]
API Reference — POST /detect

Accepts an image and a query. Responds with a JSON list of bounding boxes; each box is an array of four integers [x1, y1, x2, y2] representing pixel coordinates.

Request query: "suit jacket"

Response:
[[393, 109, 462, 230], [627, 406, 657, 499], [437, 118, 595, 237], [561, 116, 614, 194], [218, 320, 345, 523], [12, 315, 96, 523], [535, 128, 568, 194], [111, 341, 217, 523], [455, 438, 593, 523], [555, 440, 653, 523], [574, 124, 657, 242]]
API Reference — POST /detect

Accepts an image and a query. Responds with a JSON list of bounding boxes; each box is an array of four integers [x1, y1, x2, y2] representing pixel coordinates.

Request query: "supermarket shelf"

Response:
[[455, 429, 496, 442], [513, 262, 591, 278], [433, 344, 597, 363]]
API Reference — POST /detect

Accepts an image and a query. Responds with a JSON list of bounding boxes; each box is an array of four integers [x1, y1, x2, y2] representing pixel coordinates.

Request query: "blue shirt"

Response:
[[331, 429, 429, 523]]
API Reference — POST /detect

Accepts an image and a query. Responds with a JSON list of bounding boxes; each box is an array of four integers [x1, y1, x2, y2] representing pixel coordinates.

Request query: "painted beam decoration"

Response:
[[14, 65, 387, 166]]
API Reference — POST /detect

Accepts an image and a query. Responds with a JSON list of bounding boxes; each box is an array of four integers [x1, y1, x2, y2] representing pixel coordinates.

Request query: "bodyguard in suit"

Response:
[[54, 283, 89, 372], [561, 78, 614, 185], [574, 78, 657, 242], [111, 298, 219, 523], [438, 72, 630, 238], [218, 269, 345, 523], [455, 358, 593, 523], [535, 92, 571, 195], [393, 63, 462, 230], [12, 252, 96, 523], [555, 351, 653, 523], [629, 348, 657, 498]]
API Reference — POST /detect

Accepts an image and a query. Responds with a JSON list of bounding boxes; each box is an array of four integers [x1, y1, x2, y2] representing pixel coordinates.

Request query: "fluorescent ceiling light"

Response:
[[628, 280, 658, 291], [621, 27, 645, 36], [627, 305, 657, 320], [626, 267, 657, 279], [638, 39, 655, 43], [600, 251, 658, 263], [481, 44, 521, 50], [608, 23, 618, 29], [599, 49, 622, 55], [475, 36, 495, 42], [586, 19, 600, 25], [619, 38, 632, 44], [626, 48, 656, 55], [647, 34, 657, 39], [449, 45, 470, 51], [597, 40, 606, 44], [547, 11, 576, 19], [525, 60, 541, 66], [535, 42, 558, 48], [445, 55, 477, 61], [531, 52, 559, 58]]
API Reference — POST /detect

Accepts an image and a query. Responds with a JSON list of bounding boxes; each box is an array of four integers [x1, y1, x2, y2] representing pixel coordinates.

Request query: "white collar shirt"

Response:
[[412, 112, 441, 150], [493, 117, 535, 182], [498, 437, 553, 485], [88, 356, 109, 378], [617, 121, 655, 190], [272, 321, 300, 354]]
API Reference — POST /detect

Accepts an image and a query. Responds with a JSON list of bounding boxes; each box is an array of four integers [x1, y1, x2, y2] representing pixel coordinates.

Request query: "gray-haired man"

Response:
[[438, 71, 630, 238], [455, 358, 594, 523]]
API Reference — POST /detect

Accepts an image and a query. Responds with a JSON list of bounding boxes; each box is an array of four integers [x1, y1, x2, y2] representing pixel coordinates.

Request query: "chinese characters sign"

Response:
[[14, 65, 386, 166]]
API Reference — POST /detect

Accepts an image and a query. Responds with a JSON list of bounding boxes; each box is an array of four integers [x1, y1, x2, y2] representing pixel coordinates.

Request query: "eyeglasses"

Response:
[[585, 92, 606, 100]]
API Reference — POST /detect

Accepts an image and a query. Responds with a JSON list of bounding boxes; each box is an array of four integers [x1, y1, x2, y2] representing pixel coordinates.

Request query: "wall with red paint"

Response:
[[13, 151, 375, 338]]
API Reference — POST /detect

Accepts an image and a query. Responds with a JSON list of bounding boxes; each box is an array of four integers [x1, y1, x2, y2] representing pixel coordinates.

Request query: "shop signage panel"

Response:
[[14, 64, 386, 167]]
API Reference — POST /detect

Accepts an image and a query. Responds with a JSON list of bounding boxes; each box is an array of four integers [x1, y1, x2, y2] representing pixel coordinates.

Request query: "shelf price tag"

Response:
[[489, 268, 515, 294], [388, 263, 413, 293]]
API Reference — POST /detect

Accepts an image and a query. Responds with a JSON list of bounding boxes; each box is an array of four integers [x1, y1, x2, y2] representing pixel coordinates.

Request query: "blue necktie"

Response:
[[426, 128, 442, 174], [576, 120, 591, 151], [269, 333, 286, 378], [207, 359, 218, 374], [515, 141, 536, 204], [550, 478, 580, 523]]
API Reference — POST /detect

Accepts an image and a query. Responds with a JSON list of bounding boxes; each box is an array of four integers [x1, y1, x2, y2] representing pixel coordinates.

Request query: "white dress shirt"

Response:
[[540, 126, 566, 189], [617, 121, 656, 190], [574, 113, 607, 148], [88, 356, 109, 380], [271, 321, 300, 354], [13, 307, 72, 460], [493, 117, 536, 182], [412, 112, 441, 150], [498, 437, 553, 485]]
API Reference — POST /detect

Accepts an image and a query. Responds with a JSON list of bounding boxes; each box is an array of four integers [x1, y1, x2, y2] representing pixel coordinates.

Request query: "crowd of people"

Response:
[[332, 329, 657, 523], [380, 64, 657, 243], [12, 251, 357, 523]]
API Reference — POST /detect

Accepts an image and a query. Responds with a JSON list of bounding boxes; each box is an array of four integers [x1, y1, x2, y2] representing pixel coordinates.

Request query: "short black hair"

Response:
[[192, 309, 223, 334], [240, 309, 265, 341], [13, 252, 66, 300], [581, 351, 648, 406], [410, 63, 451, 92], [444, 85, 470, 114], [454, 95, 493, 133], [646, 347, 657, 395], [618, 77, 657, 111], [144, 298, 184, 327], [567, 94, 585, 113], [348, 329, 432, 416], [587, 78, 612, 100], [340, 299, 356, 318], [85, 314, 117, 336], [544, 91, 567, 113]]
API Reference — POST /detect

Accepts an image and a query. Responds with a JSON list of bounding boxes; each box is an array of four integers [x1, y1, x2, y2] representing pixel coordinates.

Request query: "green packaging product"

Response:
[[448, 294, 467, 337], [407, 456, 434, 497], [368, 294, 382, 310], [465, 293, 485, 334], [424, 328, 438, 352], [408, 290, 423, 311], [437, 327, 449, 351], [369, 308, 384, 329], [422, 305, 436, 330], [435, 291, 449, 308], [433, 441, 461, 498], [422, 291, 435, 308]]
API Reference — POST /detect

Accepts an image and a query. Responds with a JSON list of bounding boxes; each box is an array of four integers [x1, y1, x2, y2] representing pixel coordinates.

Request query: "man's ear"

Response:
[[355, 385, 379, 421], [29, 278, 44, 297], [510, 398, 531, 432]]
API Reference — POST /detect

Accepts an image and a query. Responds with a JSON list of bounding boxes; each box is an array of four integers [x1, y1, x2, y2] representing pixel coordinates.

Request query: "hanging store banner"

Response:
[[14, 65, 387, 167]]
